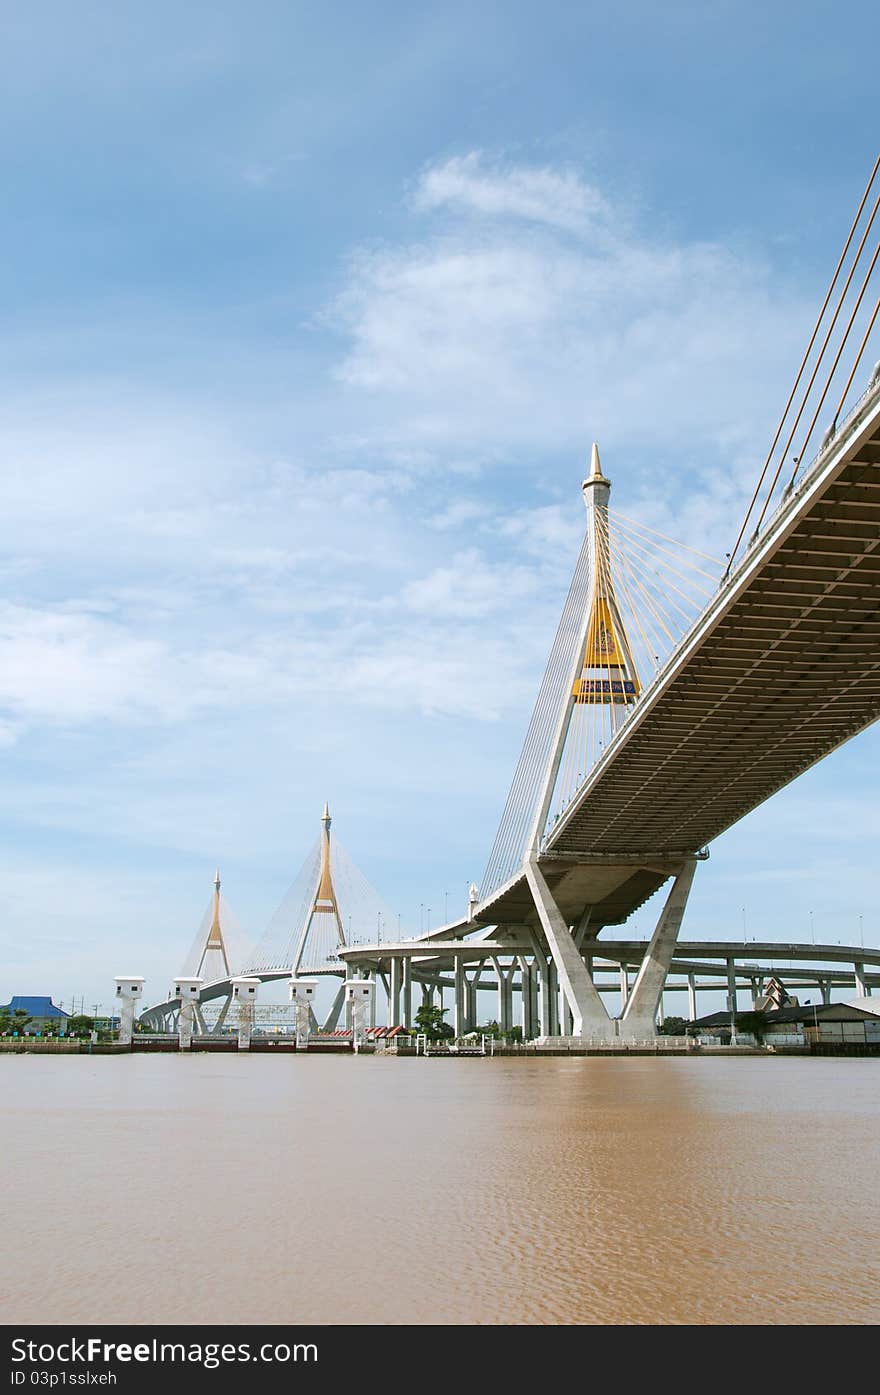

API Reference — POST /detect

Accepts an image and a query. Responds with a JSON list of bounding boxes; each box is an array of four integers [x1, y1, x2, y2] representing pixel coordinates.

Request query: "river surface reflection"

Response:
[[3, 1054, 879, 1324]]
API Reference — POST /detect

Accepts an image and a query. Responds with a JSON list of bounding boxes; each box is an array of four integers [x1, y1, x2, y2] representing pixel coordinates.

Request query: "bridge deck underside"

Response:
[[547, 426, 880, 859], [473, 863, 670, 928]]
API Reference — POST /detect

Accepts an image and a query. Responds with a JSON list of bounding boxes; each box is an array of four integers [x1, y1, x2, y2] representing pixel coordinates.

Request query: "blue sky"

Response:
[[1, 0, 878, 1009]]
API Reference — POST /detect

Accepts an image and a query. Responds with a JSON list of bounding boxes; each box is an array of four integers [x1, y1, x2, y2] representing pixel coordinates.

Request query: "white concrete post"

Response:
[[114, 977, 145, 1047], [231, 976, 260, 1050], [466, 968, 479, 1034], [517, 960, 529, 1037], [171, 977, 203, 1051], [687, 973, 697, 1022], [493, 960, 514, 1032], [389, 958, 402, 1028], [619, 965, 629, 1011], [854, 962, 868, 996], [726, 959, 737, 1015], [561, 995, 573, 1035], [345, 979, 374, 1050], [538, 957, 552, 1037], [820, 979, 831, 1005], [402, 958, 412, 1029], [529, 966, 539, 1035], [454, 958, 466, 1039], [547, 957, 559, 1036], [289, 978, 318, 1049]]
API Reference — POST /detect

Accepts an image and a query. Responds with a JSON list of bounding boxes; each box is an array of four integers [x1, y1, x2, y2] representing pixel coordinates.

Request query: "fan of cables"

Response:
[[729, 150, 880, 571]]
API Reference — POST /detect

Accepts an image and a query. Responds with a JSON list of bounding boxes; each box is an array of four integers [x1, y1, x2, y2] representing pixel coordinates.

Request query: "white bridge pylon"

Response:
[[469, 442, 710, 1041]]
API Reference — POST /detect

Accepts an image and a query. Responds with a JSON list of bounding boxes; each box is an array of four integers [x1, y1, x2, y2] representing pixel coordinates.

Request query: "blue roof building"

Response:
[[0, 996, 70, 1026]]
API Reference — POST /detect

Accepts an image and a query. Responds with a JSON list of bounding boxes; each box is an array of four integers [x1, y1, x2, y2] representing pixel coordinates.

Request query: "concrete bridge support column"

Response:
[[525, 860, 613, 1038], [687, 973, 697, 1022], [114, 977, 145, 1047], [518, 959, 533, 1039], [561, 996, 573, 1035], [421, 982, 433, 1014], [402, 958, 412, 1029], [389, 958, 402, 1028], [214, 991, 233, 1034], [854, 962, 868, 997], [538, 957, 552, 1038], [466, 966, 482, 1033], [726, 959, 738, 1016], [547, 958, 560, 1036], [821, 980, 832, 1006], [502, 976, 514, 1033], [619, 966, 629, 1012], [527, 965, 539, 1037], [321, 982, 346, 1033], [492, 960, 509, 1031], [454, 959, 467, 1039], [620, 861, 697, 1038]]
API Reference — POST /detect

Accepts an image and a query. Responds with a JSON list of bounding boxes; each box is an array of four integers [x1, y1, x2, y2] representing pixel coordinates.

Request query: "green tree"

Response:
[[0, 1008, 31, 1036], [413, 1005, 454, 1041], [658, 1015, 689, 1036], [66, 1015, 96, 1039], [478, 1021, 523, 1043], [733, 1010, 766, 1044]]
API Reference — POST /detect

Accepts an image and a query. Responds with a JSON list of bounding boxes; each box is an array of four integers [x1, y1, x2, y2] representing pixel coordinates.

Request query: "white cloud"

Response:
[[411, 151, 610, 235], [0, 604, 174, 726], [400, 548, 537, 620], [331, 152, 810, 475]]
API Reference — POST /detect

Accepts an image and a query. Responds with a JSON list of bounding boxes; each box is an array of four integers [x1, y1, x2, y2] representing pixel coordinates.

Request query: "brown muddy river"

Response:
[[3, 1054, 878, 1324]]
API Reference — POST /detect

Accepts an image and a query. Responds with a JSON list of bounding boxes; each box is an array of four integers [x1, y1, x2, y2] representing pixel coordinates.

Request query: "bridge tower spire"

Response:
[[525, 441, 641, 859], [577, 442, 641, 717], [194, 868, 232, 980], [292, 802, 347, 975]]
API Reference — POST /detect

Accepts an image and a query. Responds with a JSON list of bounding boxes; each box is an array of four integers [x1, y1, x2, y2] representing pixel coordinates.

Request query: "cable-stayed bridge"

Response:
[[135, 153, 880, 1046]]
